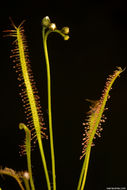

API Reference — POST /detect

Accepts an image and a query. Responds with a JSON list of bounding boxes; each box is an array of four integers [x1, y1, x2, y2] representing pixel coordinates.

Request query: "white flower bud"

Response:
[[23, 171, 30, 180], [49, 23, 56, 31]]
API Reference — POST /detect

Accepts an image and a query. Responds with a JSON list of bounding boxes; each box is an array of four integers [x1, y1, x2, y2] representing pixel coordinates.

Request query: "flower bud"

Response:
[[23, 171, 30, 180], [42, 16, 51, 27], [64, 35, 69, 41], [61, 27, 69, 34], [49, 23, 56, 31]]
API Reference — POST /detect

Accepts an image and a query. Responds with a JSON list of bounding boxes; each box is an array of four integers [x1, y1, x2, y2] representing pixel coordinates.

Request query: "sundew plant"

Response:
[[0, 16, 124, 190]]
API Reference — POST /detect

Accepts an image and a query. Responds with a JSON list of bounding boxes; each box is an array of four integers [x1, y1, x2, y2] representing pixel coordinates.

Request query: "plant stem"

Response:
[[19, 122, 51, 190], [23, 178, 31, 190], [38, 138, 51, 190], [77, 146, 92, 190], [27, 142, 35, 190], [81, 147, 91, 190], [19, 123, 35, 190], [42, 28, 56, 190]]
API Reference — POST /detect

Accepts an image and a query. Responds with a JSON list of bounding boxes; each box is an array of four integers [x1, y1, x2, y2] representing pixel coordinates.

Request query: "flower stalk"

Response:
[[42, 16, 69, 190]]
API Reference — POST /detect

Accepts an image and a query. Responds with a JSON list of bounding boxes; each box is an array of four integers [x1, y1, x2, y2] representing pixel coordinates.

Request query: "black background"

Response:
[[0, 0, 127, 190]]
